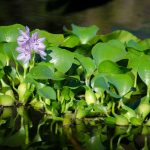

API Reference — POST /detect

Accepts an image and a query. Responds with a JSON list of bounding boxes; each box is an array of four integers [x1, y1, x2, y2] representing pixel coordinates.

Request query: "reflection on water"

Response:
[[0, 111, 150, 150], [0, 107, 150, 150], [0, 0, 150, 38]]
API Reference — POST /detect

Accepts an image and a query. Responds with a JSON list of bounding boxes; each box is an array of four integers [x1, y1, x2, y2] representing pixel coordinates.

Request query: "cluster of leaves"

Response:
[[0, 24, 150, 147]]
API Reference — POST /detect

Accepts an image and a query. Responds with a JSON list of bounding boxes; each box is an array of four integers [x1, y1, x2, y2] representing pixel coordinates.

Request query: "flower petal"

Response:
[[38, 37, 45, 42], [16, 46, 25, 53], [38, 50, 47, 59], [31, 32, 38, 42]]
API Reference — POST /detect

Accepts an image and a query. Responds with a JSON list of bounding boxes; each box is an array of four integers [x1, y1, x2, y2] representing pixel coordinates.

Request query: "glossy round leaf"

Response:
[[53, 71, 66, 80], [139, 38, 150, 50], [0, 24, 24, 42], [37, 86, 56, 100], [127, 50, 141, 73], [34, 29, 64, 46], [100, 30, 139, 43], [61, 35, 80, 48], [71, 24, 99, 44], [127, 40, 147, 51], [91, 74, 121, 98], [75, 53, 96, 77], [0, 53, 7, 67], [2, 42, 18, 60], [91, 74, 109, 91], [138, 54, 150, 86], [49, 47, 74, 73], [106, 73, 134, 96], [92, 39, 126, 66], [98, 60, 122, 74], [29, 63, 54, 79]]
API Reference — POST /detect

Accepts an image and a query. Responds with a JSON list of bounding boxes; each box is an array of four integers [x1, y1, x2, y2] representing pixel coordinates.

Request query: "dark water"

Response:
[[1, 0, 150, 38], [0, 115, 150, 150]]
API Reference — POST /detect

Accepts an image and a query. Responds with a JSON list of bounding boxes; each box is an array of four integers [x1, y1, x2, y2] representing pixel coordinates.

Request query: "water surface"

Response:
[[0, 0, 150, 38]]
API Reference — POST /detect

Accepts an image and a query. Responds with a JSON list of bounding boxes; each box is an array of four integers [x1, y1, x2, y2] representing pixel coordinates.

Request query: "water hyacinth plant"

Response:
[[17, 26, 46, 64], [0, 24, 149, 148]]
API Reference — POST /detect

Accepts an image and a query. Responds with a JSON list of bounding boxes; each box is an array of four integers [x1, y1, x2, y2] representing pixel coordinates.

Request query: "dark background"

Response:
[[0, 0, 150, 38]]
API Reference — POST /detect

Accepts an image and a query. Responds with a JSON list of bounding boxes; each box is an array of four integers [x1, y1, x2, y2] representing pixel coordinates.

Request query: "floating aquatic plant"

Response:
[[0, 24, 149, 149]]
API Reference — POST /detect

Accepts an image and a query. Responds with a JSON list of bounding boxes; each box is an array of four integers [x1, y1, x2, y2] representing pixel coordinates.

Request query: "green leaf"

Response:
[[0, 53, 7, 67], [49, 47, 74, 73], [138, 54, 150, 86], [2, 42, 18, 60], [37, 86, 56, 100], [53, 71, 66, 80], [100, 30, 139, 43], [74, 45, 91, 56], [127, 50, 142, 74], [127, 51, 150, 90], [98, 60, 123, 74], [0, 24, 24, 42], [61, 35, 80, 48], [92, 74, 109, 91], [29, 63, 54, 79], [0, 70, 4, 79], [92, 39, 126, 66], [34, 29, 64, 46], [71, 24, 99, 44], [91, 73, 121, 98], [139, 38, 150, 50], [106, 73, 134, 96], [75, 53, 96, 77], [127, 40, 147, 51]]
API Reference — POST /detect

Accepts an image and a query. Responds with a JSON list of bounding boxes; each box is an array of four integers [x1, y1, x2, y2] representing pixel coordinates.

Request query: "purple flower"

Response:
[[16, 45, 31, 64], [16, 26, 46, 64], [17, 26, 30, 47], [30, 32, 46, 59]]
